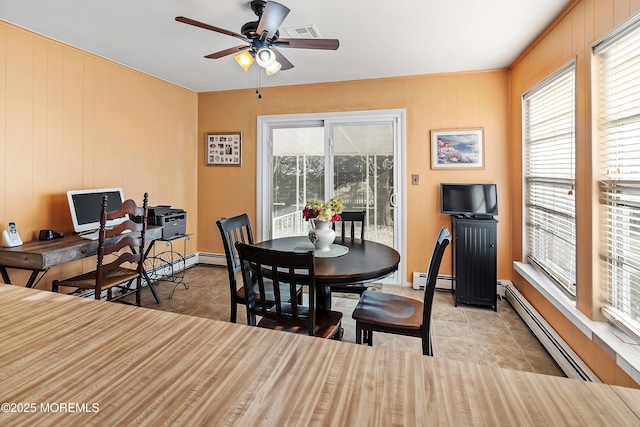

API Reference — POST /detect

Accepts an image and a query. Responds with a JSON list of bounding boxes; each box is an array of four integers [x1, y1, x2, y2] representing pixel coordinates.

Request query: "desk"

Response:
[[254, 236, 400, 309], [1, 284, 639, 426], [0, 226, 162, 301]]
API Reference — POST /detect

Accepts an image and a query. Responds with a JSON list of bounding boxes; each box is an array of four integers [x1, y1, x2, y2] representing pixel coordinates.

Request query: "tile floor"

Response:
[[131, 265, 565, 377]]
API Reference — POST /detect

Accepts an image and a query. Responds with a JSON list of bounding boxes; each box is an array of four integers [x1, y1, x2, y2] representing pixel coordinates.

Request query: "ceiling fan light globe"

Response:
[[265, 61, 282, 75], [234, 51, 255, 72], [256, 47, 276, 67]]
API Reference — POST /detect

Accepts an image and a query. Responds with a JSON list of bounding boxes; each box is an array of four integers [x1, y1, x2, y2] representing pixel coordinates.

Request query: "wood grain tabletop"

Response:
[[1, 284, 638, 426]]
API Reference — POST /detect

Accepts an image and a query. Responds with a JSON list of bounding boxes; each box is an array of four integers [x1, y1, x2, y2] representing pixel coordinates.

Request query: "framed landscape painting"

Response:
[[431, 128, 484, 169]]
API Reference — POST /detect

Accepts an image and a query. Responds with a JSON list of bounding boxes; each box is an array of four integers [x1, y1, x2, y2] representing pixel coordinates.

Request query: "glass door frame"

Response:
[[256, 109, 406, 285]]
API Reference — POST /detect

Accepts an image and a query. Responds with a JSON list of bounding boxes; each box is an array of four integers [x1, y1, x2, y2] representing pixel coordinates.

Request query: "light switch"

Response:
[[411, 174, 419, 185]]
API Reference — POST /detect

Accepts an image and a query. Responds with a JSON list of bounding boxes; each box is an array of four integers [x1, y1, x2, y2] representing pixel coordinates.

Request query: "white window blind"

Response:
[[523, 62, 577, 296], [595, 15, 640, 339]]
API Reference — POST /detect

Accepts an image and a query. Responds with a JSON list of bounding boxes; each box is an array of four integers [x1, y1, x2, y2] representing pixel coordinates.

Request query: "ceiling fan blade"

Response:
[[274, 38, 340, 50], [175, 16, 249, 43], [256, 2, 290, 39], [271, 47, 294, 70], [205, 46, 251, 59]]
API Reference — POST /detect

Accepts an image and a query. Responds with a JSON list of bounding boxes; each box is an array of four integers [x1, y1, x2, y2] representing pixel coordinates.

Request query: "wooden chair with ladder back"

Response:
[[52, 193, 149, 306]]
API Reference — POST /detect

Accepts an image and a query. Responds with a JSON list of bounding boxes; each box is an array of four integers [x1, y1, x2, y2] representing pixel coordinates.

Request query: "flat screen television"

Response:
[[67, 188, 127, 234], [440, 183, 498, 218]]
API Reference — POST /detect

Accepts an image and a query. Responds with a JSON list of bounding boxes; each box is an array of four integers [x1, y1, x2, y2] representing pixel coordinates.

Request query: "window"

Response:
[[594, 15, 640, 339], [523, 62, 577, 296]]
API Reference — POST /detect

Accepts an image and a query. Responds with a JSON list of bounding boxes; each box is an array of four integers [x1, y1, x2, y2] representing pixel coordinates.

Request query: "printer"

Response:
[[147, 206, 187, 239]]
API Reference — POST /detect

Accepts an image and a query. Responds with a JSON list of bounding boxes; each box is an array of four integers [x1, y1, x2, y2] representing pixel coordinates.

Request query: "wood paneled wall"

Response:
[[197, 71, 511, 284], [510, 0, 640, 387], [0, 21, 198, 286]]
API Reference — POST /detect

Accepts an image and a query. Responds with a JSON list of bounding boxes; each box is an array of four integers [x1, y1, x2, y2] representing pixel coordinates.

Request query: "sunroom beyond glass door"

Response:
[[271, 123, 396, 251], [331, 122, 395, 248], [271, 126, 325, 237]]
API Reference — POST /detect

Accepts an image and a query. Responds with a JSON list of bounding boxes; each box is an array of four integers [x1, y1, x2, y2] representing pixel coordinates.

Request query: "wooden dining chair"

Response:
[[216, 213, 302, 324], [236, 242, 343, 338], [352, 226, 451, 355], [331, 210, 369, 296], [52, 193, 149, 306]]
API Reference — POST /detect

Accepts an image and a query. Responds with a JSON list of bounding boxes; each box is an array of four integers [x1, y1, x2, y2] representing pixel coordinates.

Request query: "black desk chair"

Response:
[[217, 213, 302, 324], [236, 242, 343, 338], [352, 226, 451, 355], [331, 210, 369, 296], [52, 193, 149, 306]]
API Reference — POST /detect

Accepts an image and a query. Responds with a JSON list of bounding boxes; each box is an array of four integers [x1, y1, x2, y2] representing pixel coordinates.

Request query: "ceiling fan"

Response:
[[176, 0, 340, 75]]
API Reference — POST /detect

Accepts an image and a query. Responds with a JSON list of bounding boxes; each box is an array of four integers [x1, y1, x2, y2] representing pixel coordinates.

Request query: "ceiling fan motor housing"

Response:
[[242, 1, 279, 41], [250, 0, 267, 16]]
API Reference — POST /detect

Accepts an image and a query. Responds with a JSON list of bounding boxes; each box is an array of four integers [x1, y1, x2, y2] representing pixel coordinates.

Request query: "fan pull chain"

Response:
[[256, 67, 262, 99]]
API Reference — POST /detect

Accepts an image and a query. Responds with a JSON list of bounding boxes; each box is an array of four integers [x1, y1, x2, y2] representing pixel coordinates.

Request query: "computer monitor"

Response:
[[67, 188, 127, 234]]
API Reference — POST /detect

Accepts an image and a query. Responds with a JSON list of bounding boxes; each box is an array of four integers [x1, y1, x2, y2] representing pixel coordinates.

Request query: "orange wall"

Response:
[[197, 71, 511, 283], [0, 21, 198, 286], [509, 0, 640, 387]]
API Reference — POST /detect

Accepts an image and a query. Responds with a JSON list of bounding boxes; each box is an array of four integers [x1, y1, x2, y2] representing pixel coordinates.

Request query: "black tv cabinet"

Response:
[[451, 216, 498, 311]]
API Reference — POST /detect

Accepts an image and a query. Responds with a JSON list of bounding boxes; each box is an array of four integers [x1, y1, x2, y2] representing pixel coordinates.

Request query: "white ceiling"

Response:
[[0, 0, 571, 93]]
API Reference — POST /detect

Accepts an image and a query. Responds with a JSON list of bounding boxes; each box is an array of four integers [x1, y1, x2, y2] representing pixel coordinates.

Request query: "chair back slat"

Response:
[[334, 210, 365, 240]]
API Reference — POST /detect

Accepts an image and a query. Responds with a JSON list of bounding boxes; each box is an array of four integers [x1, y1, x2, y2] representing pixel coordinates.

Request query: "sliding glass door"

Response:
[[257, 110, 405, 285]]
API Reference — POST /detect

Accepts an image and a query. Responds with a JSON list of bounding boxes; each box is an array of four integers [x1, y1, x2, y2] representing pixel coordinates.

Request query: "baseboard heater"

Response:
[[505, 283, 600, 382], [197, 252, 227, 267], [413, 272, 453, 290]]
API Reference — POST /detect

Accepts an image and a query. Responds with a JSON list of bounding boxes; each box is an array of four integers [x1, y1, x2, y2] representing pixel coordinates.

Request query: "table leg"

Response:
[[0, 267, 43, 289], [25, 270, 41, 288], [143, 270, 161, 304], [0, 267, 11, 284], [136, 241, 161, 304], [317, 284, 332, 310]]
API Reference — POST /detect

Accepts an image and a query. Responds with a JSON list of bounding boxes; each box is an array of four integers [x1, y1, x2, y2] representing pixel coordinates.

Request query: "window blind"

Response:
[[595, 16, 640, 339], [523, 62, 577, 296]]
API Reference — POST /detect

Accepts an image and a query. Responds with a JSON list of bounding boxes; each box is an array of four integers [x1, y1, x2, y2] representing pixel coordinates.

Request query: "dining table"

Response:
[[253, 236, 401, 309], [2, 283, 640, 426]]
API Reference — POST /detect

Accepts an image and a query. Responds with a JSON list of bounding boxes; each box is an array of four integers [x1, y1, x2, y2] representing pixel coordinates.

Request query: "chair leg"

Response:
[[52, 280, 59, 293], [135, 279, 142, 307], [331, 326, 344, 341], [423, 331, 433, 356], [355, 323, 362, 344], [230, 302, 238, 323]]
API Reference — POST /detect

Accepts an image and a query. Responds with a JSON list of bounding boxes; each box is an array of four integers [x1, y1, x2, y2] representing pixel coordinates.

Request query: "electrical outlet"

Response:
[[411, 174, 419, 185]]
